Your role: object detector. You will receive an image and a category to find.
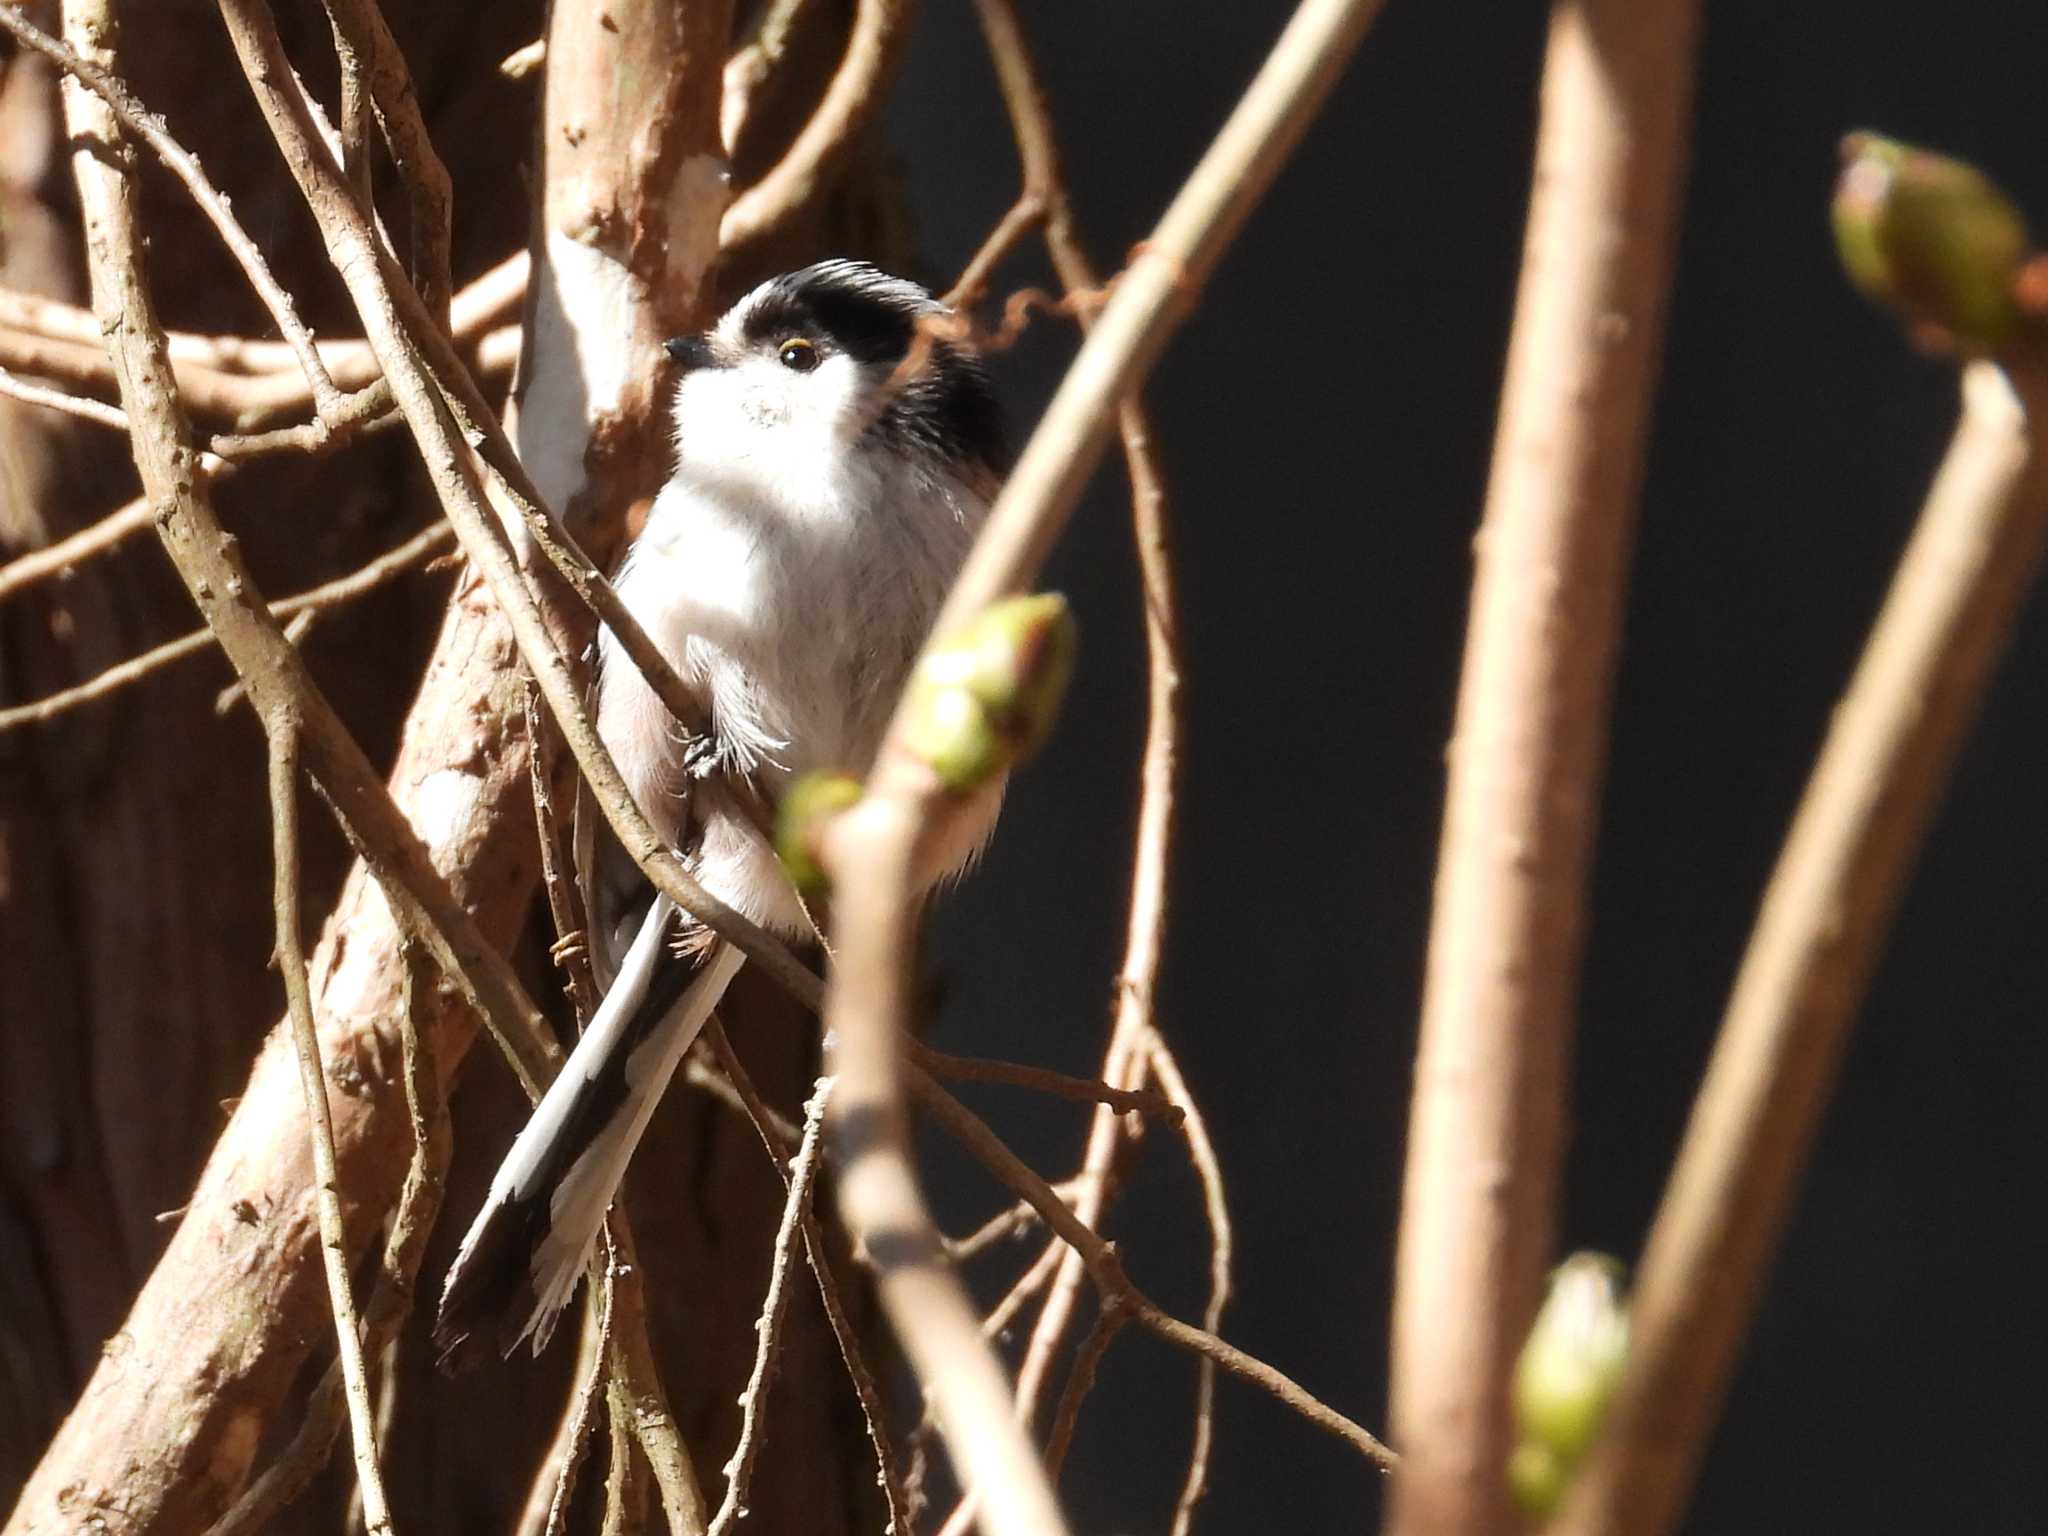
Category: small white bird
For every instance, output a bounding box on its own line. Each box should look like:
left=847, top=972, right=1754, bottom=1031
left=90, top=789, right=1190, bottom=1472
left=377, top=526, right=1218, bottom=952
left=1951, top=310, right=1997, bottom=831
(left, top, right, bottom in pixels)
left=434, top=261, right=1008, bottom=1369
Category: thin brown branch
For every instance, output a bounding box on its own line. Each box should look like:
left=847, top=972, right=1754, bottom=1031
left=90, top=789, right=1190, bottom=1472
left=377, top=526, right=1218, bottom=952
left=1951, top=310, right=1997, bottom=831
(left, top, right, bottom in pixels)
left=603, top=1213, right=712, bottom=1536
left=0, top=362, right=130, bottom=427
left=980, top=1237, right=1062, bottom=1342
left=1554, top=360, right=2048, bottom=1536
left=544, top=1238, right=619, bottom=1536
left=266, top=724, right=393, bottom=1535
left=707, top=1079, right=832, bottom=1536
left=1383, top=4, right=1700, bottom=1531
left=201, top=941, right=453, bottom=1536
left=1041, top=1302, right=1123, bottom=1483
left=0, top=2, right=345, bottom=418
left=946, top=1194, right=1058, bottom=1264
left=942, top=192, right=1044, bottom=309
left=911, top=1071, right=1396, bottom=1471
left=0, top=254, right=520, bottom=373
left=526, top=678, right=603, bottom=1021
left=965, top=3, right=1208, bottom=1483
left=0, top=319, right=512, bottom=610
left=320, top=0, right=455, bottom=322
left=683, top=1043, right=804, bottom=1149
left=326, top=3, right=372, bottom=203
left=718, top=0, right=914, bottom=256
left=700, top=1021, right=911, bottom=1535
left=1145, top=1033, right=1233, bottom=1536
left=928, top=0, right=1391, bottom=645
left=911, top=1041, right=1183, bottom=1123
left=0, top=519, right=455, bottom=731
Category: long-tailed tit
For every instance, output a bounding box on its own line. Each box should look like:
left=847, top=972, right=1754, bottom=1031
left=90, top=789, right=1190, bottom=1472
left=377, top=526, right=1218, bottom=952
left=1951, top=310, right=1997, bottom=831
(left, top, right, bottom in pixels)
left=433, top=261, right=1007, bottom=1368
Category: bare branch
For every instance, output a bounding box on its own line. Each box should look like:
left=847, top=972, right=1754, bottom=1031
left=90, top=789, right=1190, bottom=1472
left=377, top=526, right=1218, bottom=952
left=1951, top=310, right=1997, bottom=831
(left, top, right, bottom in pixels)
left=1554, top=360, right=2048, bottom=1536
left=928, top=0, right=1391, bottom=644
left=912, top=1041, right=1183, bottom=1122
left=0, top=519, right=454, bottom=731
left=543, top=1239, right=618, bottom=1536
left=707, top=1079, right=833, bottom=1536
left=203, top=941, right=454, bottom=1536
left=718, top=0, right=914, bottom=256
left=0, top=362, right=129, bottom=427
left=1145, top=1033, right=1233, bottom=1536
left=602, top=1213, right=712, bottom=1535
left=265, top=724, right=394, bottom=1536
left=913, top=1072, right=1396, bottom=1471
left=320, top=0, right=454, bottom=321
left=1383, top=4, right=1700, bottom=1530
left=0, top=3, right=345, bottom=417
left=700, top=1021, right=912, bottom=1535
left=1041, top=1302, right=1123, bottom=1482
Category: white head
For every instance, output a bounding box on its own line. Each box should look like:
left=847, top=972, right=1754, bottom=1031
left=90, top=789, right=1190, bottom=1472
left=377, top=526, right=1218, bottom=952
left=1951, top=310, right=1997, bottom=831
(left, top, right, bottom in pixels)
left=664, top=260, right=1007, bottom=506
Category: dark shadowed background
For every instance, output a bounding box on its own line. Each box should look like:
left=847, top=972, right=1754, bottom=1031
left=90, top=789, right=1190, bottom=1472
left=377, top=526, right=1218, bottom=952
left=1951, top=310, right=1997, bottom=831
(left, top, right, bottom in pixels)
left=890, top=2, right=2048, bottom=1531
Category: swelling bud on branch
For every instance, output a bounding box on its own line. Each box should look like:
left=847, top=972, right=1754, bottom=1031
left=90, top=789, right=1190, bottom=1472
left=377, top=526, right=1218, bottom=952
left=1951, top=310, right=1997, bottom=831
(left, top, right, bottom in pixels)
left=1508, top=1252, right=1630, bottom=1517
left=1833, top=132, right=2033, bottom=354
left=776, top=773, right=866, bottom=895
left=900, top=593, right=1078, bottom=790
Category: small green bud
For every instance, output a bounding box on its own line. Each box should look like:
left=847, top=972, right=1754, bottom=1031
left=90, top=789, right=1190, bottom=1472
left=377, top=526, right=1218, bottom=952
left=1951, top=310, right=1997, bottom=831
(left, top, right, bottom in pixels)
left=1832, top=132, right=2031, bottom=352
left=899, top=594, right=1077, bottom=790
left=775, top=772, right=864, bottom=895
left=1507, top=1439, right=1569, bottom=1520
left=1508, top=1252, right=1630, bottom=1516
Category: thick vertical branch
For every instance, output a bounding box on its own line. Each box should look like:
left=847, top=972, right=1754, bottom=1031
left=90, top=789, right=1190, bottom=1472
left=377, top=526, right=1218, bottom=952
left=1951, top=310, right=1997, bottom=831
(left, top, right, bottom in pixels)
left=1383, top=4, right=1699, bottom=1532
left=1553, top=360, right=2048, bottom=1536
left=514, top=0, right=732, bottom=523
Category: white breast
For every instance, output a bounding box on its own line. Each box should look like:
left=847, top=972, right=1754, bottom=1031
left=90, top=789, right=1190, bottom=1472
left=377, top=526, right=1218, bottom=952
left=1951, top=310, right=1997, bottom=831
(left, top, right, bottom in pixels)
left=593, top=446, right=985, bottom=935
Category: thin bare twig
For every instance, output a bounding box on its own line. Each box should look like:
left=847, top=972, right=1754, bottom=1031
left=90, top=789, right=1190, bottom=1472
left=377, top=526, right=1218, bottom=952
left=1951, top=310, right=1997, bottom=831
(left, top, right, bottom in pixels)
left=1041, top=1302, right=1124, bottom=1482
left=701, top=1021, right=911, bottom=1536
left=912, top=1072, right=1396, bottom=1471
left=201, top=940, right=453, bottom=1536
left=526, top=678, right=603, bottom=1021
left=1145, top=1032, right=1233, bottom=1536
left=980, top=1238, right=1062, bottom=1342
left=929, top=0, right=1391, bottom=644
left=0, top=315, right=514, bottom=609
left=0, top=362, right=130, bottom=428
left=266, top=725, right=394, bottom=1535
left=320, top=0, right=455, bottom=322
left=1554, top=361, right=2048, bottom=1536
left=816, top=4, right=1390, bottom=1529
left=718, top=0, right=915, bottom=255
left=545, top=1236, right=620, bottom=1536
left=912, top=1041, right=1182, bottom=1123
left=0, top=3, right=345, bottom=418
left=707, top=1079, right=833, bottom=1536
left=0, top=519, right=455, bottom=731
left=603, top=1213, right=712, bottom=1535
left=1384, top=4, right=1699, bottom=1531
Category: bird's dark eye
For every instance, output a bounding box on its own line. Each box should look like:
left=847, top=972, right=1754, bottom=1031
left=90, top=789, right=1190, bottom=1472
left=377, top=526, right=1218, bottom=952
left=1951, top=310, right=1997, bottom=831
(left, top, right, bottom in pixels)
left=778, top=338, right=820, bottom=372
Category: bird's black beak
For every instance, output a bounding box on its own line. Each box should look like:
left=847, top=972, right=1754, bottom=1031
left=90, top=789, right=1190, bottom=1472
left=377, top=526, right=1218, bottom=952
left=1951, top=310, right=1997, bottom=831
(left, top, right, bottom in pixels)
left=664, top=334, right=715, bottom=372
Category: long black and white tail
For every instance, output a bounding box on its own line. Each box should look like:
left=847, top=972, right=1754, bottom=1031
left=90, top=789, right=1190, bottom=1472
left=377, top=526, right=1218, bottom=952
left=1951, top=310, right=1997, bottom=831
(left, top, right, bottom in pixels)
left=433, top=895, right=743, bottom=1371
